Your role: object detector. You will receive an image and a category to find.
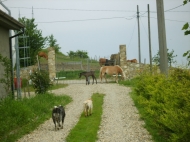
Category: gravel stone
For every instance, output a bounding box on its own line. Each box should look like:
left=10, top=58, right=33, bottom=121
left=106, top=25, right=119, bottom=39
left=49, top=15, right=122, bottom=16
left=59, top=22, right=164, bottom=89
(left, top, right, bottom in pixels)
left=17, top=83, right=152, bottom=142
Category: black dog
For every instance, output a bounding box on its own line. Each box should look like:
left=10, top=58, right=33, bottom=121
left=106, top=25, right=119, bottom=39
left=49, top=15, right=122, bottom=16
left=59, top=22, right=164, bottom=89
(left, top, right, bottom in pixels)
left=52, top=105, right=65, bottom=130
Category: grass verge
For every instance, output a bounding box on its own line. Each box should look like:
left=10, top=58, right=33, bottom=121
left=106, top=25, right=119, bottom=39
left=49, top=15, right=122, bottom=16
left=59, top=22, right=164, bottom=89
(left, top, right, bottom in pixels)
left=119, top=78, right=166, bottom=141
left=66, top=93, right=105, bottom=142
left=0, top=93, right=72, bottom=142
left=22, top=83, right=68, bottom=92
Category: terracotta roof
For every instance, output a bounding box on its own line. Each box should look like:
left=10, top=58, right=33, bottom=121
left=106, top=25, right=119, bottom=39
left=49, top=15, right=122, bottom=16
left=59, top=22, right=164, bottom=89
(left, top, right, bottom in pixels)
left=0, top=9, right=24, bottom=30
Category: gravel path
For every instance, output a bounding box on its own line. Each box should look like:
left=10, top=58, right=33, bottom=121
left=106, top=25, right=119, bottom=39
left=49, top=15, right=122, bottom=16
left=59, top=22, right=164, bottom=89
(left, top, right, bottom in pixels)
left=17, top=83, right=152, bottom=142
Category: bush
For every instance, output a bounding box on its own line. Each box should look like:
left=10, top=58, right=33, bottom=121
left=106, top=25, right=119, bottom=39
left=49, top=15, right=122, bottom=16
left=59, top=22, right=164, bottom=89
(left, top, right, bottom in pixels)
left=133, top=68, right=190, bottom=142
left=30, top=70, right=51, bottom=94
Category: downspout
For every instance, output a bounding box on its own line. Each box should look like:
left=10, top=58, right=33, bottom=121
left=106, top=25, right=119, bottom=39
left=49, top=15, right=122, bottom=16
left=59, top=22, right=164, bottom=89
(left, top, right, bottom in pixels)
left=9, top=28, right=25, bottom=98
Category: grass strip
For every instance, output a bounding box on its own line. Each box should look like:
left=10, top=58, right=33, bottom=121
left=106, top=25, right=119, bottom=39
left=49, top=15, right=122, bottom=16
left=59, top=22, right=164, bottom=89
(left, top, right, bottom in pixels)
left=66, top=93, right=105, bottom=142
left=0, top=93, right=72, bottom=142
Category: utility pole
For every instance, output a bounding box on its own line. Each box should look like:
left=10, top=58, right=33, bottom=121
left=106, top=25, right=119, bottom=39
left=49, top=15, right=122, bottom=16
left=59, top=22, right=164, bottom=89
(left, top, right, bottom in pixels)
left=137, top=5, right=141, bottom=64
left=156, top=0, right=168, bottom=75
left=148, top=4, right=152, bottom=73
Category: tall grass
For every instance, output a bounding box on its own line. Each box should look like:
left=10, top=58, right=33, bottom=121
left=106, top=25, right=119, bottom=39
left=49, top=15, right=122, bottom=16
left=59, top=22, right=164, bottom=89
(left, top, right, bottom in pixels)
left=66, top=93, right=105, bottom=142
left=0, top=93, right=72, bottom=142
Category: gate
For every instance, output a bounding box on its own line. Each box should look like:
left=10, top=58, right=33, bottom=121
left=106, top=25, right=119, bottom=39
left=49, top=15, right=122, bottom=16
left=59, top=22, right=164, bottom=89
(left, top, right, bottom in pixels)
left=54, top=58, right=100, bottom=84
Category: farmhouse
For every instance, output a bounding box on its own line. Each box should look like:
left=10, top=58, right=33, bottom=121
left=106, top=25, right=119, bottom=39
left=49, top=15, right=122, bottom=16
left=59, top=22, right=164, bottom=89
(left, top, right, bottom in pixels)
left=0, top=9, right=24, bottom=98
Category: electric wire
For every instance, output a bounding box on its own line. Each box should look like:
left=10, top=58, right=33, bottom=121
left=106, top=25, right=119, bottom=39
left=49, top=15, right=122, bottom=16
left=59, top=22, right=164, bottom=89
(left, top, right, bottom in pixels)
left=127, top=19, right=136, bottom=50
left=9, top=7, right=137, bottom=12
left=141, top=16, right=189, bottom=23
left=165, top=4, right=184, bottom=12
left=10, top=3, right=189, bottom=24
left=35, top=16, right=136, bottom=23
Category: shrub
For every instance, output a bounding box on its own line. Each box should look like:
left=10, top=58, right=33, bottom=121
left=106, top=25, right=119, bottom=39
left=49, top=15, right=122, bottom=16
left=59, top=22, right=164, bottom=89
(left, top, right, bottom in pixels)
left=30, top=70, right=51, bottom=94
left=133, top=68, right=190, bottom=142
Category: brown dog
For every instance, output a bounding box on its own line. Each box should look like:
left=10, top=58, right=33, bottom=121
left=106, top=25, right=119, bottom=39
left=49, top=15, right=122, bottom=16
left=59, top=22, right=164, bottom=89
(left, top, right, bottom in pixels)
left=83, top=98, right=93, bottom=117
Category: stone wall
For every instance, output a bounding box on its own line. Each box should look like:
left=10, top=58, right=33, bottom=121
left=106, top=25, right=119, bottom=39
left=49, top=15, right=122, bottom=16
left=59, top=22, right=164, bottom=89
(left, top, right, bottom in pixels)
left=119, top=45, right=147, bottom=79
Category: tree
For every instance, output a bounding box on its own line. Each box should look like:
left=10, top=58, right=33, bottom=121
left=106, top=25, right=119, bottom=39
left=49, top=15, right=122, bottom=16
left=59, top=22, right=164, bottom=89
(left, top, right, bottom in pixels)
left=67, top=51, right=76, bottom=58
left=67, top=50, right=89, bottom=58
left=47, top=34, right=61, bottom=53
left=75, top=50, right=88, bottom=58
left=182, top=0, right=190, bottom=65
left=152, top=49, right=177, bottom=66
left=18, top=18, right=47, bottom=67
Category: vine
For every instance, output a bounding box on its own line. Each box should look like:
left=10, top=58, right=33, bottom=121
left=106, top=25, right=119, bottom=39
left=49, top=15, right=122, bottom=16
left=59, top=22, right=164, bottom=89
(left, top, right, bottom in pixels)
left=0, top=54, right=12, bottom=97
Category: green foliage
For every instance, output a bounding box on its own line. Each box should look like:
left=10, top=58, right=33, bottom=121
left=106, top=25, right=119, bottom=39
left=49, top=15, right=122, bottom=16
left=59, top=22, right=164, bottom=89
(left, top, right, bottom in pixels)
left=47, top=34, right=61, bottom=53
left=119, top=77, right=140, bottom=87
left=182, top=23, right=190, bottom=35
left=183, top=0, right=190, bottom=5
left=0, top=93, right=72, bottom=142
left=30, top=70, right=51, bottom=94
left=66, top=93, right=104, bottom=142
left=18, top=17, right=47, bottom=67
left=152, top=49, right=177, bottom=66
left=183, top=50, right=190, bottom=65
left=132, top=68, right=190, bottom=142
left=0, top=54, right=12, bottom=97
left=67, top=50, right=89, bottom=58
left=21, top=78, right=28, bottom=88
left=182, top=1, right=190, bottom=65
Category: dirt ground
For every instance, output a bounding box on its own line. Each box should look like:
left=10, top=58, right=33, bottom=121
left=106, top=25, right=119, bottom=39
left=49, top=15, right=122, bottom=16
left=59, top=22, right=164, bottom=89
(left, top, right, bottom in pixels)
left=17, top=83, right=152, bottom=142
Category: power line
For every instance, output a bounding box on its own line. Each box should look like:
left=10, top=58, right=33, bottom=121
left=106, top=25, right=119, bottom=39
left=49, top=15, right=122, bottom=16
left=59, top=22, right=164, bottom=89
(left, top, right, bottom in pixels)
left=165, top=4, right=184, bottom=12
left=9, top=7, right=137, bottom=12
left=35, top=16, right=135, bottom=23
left=8, top=4, right=190, bottom=13
left=139, top=17, right=148, bottom=37
left=141, top=16, right=189, bottom=23
left=140, top=11, right=147, bottom=16
left=34, top=15, right=189, bottom=24
left=127, top=19, right=136, bottom=50
left=150, top=10, right=190, bottom=13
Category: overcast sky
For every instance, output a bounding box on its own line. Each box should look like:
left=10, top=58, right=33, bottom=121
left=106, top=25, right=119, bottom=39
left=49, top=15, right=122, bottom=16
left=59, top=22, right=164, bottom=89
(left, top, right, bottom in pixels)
left=1, top=0, right=190, bottom=66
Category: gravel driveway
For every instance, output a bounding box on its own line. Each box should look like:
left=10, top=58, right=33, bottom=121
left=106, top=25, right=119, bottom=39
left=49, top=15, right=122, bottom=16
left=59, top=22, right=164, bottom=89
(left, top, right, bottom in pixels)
left=17, top=83, right=152, bottom=142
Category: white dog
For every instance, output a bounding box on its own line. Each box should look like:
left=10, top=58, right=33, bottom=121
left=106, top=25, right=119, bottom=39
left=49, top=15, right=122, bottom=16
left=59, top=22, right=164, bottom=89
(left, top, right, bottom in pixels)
left=83, top=98, right=93, bottom=117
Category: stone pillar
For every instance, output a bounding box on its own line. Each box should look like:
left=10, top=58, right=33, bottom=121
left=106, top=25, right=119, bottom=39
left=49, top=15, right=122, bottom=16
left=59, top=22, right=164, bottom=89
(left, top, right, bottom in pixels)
left=119, top=45, right=127, bottom=67
left=47, top=47, right=56, bottom=81
left=119, top=45, right=128, bottom=78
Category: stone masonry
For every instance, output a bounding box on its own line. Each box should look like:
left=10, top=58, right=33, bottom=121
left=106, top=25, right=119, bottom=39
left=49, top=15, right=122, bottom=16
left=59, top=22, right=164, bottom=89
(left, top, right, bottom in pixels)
left=119, top=45, right=146, bottom=79
left=47, top=47, right=56, bottom=81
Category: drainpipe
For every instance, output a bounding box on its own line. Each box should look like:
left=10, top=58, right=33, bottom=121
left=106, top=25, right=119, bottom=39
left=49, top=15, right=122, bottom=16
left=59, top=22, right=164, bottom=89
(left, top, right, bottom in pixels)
left=9, top=28, right=25, bottom=98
